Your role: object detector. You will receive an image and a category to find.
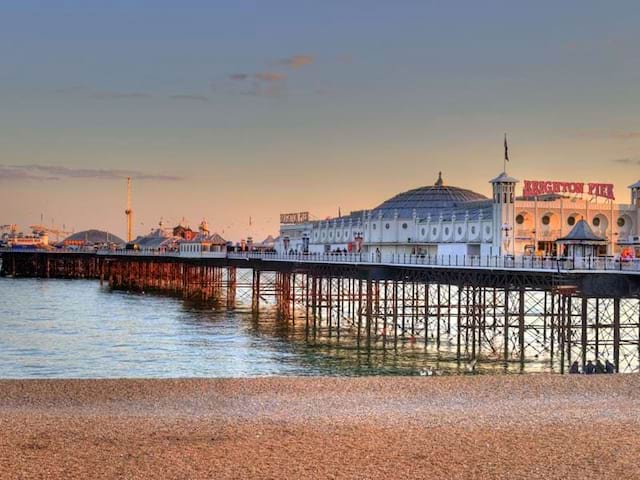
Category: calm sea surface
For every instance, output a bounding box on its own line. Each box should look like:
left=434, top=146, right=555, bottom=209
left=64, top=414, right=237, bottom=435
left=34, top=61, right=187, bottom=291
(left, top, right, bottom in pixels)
left=0, top=277, right=542, bottom=378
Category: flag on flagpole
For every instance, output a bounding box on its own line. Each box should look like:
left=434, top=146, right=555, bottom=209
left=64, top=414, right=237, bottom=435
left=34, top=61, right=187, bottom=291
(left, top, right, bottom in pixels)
left=504, top=133, right=509, bottom=162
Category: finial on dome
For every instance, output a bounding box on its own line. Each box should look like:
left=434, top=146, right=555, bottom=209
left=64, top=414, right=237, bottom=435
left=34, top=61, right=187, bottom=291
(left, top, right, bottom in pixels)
left=435, top=171, right=443, bottom=186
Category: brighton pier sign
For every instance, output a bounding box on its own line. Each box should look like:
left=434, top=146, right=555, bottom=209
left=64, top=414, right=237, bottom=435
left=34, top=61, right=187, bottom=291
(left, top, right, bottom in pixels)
left=523, top=180, right=615, bottom=200
left=280, top=211, right=310, bottom=224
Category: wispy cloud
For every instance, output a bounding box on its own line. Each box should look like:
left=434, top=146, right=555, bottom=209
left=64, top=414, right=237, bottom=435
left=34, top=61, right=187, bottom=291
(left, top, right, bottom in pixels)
left=613, top=158, right=640, bottom=165
left=169, top=94, right=209, bottom=102
left=577, top=130, right=640, bottom=140
left=277, top=54, right=314, bottom=69
left=0, top=166, right=58, bottom=182
left=54, top=86, right=89, bottom=94
left=54, top=86, right=152, bottom=100
left=219, top=71, right=287, bottom=97
left=0, top=164, right=183, bottom=182
left=90, top=91, right=152, bottom=99
left=610, top=131, right=640, bottom=140
left=254, top=72, right=286, bottom=82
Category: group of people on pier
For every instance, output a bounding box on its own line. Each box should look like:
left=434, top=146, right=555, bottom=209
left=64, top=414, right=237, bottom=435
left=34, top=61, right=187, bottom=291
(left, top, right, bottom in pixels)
left=569, top=359, right=615, bottom=374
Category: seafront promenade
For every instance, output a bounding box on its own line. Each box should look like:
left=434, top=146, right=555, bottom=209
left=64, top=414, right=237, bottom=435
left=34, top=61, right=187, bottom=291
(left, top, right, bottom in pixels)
left=1, top=375, right=639, bottom=480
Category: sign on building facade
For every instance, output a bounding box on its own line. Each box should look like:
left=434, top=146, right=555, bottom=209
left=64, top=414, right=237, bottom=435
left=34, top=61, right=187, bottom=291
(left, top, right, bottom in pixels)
left=280, top=212, right=310, bottom=224
left=523, top=180, right=615, bottom=200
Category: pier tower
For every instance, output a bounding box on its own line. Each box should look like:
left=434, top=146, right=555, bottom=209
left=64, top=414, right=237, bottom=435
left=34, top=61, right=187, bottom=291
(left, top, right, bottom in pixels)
left=490, top=171, right=518, bottom=256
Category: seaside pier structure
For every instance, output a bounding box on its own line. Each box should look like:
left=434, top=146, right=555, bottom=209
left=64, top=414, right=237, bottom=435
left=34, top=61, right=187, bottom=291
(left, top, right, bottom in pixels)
left=2, top=249, right=640, bottom=374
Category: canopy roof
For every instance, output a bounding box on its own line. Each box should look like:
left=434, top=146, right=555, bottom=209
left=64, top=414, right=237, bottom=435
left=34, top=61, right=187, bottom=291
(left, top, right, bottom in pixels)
left=557, top=219, right=606, bottom=244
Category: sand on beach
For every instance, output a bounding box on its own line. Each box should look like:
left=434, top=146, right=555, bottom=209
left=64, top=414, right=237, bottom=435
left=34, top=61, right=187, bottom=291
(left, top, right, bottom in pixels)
left=1, top=375, right=639, bottom=480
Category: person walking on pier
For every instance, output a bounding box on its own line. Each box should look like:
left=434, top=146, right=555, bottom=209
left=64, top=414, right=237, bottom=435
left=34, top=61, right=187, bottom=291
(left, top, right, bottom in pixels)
left=569, top=361, right=580, bottom=374
left=595, top=359, right=605, bottom=374
left=584, top=360, right=595, bottom=375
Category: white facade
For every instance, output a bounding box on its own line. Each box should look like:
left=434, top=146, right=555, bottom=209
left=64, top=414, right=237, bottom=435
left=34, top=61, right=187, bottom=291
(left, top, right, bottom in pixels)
left=277, top=171, right=640, bottom=259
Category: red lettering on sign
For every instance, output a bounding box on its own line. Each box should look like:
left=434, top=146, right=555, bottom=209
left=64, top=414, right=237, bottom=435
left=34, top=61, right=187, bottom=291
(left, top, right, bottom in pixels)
left=523, top=180, right=614, bottom=200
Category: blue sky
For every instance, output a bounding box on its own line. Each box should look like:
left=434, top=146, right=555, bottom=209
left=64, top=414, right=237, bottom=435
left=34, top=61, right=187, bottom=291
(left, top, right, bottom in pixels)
left=1, top=1, right=639, bottom=240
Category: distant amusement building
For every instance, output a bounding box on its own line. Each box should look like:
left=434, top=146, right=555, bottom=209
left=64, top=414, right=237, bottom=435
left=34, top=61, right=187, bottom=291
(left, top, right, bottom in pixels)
left=277, top=170, right=640, bottom=259
left=173, top=223, right=197, bottom=241
left=63, top=230, right=124, bottom=247
left=179, top=219, right=227, bottom=255
left=128, top=218, right=226, bottom=254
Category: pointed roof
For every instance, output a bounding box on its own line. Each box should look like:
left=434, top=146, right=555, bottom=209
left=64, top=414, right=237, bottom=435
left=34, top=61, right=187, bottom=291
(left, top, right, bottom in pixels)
left=557, top=219, right=606, bottom=244
left=182, top=232, right=226, bottom=245
left=260, top=234, right=276, bottom=245
left=490, top=171, right=519, bottom=184
left=629, top=180, right=640, bottom=189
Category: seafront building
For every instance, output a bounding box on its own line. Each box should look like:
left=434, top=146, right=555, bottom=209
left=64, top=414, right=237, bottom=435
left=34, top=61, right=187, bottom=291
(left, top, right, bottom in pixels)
left=127, top=219, right=227, bottom=254
left=277, top=170, right=640, bottom=259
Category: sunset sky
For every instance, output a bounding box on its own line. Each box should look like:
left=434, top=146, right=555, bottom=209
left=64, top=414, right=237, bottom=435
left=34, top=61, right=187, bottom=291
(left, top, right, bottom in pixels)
left=1, top=1, right=640, bottom=242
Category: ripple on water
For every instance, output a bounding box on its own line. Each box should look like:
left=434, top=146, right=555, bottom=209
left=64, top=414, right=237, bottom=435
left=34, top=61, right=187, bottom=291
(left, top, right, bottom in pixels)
left=0, top=277, right=551, bottom=378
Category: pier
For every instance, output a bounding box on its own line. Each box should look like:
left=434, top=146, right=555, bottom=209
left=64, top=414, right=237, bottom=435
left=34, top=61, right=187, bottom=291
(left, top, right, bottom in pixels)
left=2, top=249, right=640, bottom=373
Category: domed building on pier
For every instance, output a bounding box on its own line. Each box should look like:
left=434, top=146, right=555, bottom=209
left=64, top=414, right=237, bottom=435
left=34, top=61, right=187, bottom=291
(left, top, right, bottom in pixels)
left=277, top=170, right=640, bottom=259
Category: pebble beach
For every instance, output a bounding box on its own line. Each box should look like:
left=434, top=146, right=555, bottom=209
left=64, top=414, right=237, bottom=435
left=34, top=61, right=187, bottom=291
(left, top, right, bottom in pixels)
left=1, top=375, right=639, bottom=479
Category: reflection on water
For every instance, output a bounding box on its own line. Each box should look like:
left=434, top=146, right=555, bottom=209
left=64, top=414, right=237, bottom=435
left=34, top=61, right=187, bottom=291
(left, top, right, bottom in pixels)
left=0, top=278, right=549, bottom=378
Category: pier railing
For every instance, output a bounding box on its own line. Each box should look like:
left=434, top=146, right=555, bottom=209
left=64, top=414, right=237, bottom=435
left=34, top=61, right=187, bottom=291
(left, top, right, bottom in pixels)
left=228, top=252, right=640, bottom=273
left=2, top=248, right=639, bottom=273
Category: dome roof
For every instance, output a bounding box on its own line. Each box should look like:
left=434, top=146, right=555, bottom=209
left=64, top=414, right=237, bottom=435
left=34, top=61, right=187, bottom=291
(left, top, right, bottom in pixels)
left=372, top=172, right=488, bottom=217
left=64, top=229, right=125, bottom=245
